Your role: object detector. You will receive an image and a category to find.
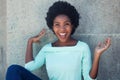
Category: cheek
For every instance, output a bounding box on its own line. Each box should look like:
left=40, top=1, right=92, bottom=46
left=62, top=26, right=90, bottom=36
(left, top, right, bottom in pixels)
left=67, top=27, right=73, bottom=33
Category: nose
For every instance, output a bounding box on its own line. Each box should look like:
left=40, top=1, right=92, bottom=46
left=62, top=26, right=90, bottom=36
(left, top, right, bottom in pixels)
left=60, top=25, right=66, bottom=30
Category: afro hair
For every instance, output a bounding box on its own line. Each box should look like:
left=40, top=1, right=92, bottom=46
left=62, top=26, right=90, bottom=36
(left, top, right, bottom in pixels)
left=46, top=1, right=80, bottom=34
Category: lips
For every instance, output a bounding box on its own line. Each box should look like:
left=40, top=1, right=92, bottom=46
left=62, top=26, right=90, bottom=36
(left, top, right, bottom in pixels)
left=59, top=33, right=66, bottom=39
left=60, top=33, right=66, bottom=36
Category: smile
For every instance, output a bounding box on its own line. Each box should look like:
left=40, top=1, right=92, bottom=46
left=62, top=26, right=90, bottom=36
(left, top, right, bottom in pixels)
left=59, top=33, right=67, bottom=39
left=59, top=33, right=66, bottom=36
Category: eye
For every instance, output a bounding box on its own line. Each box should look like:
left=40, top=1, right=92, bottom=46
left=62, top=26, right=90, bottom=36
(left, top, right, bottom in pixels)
left=53, top=23, right=60, bottom=27
left=65, top=22, right=71, bottom=26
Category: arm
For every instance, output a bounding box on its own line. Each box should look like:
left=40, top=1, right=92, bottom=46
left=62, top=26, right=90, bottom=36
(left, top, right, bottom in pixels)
left=90, top=38, right=111, bottom=79
left=82, top=43, right=92, bottom=80
left=25, top=29, right=46, bottom=63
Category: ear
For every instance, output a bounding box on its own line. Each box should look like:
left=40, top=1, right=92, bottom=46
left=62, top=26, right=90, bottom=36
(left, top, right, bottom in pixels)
left=51, top=27, right=55, bottom=34
left=71, top=25, right=75, bottom=35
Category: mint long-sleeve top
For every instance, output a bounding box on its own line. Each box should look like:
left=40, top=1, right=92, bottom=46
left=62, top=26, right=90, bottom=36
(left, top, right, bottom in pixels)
left=25, top=41, right=93, bottom=80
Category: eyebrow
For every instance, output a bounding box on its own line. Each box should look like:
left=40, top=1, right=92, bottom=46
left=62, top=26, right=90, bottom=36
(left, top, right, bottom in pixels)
left=54, top=20, right=71, bottom=23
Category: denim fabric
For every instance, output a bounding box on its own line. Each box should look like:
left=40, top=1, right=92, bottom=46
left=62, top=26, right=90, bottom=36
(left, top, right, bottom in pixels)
left=6, top=65, right=42, bottom=80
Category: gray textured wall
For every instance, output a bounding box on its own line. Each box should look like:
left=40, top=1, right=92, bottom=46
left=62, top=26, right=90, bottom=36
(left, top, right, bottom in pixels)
left=73, top=0, right=120, bottom=79
left=0, top=0, right=6, bottom=79
left=0, top=0, right=120, bottom=80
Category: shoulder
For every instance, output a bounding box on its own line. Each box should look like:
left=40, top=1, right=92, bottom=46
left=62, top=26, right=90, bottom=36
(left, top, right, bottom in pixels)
left=76, top=41, right=90, bottom=51
left=40, top=43, right=52, bottom=50
left=77, top=41, right=91, bottom=56
left=43, top=43, right=51, bottom=47
left=77, top=41, right=89, bottom=48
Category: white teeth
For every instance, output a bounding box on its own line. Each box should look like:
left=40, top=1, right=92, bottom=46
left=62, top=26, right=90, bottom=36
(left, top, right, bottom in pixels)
left=60, top=33, right=66, bottom=36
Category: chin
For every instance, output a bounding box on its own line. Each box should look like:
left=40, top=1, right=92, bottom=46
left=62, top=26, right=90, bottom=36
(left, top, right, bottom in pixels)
left=59, top=39, right=68, bottom=43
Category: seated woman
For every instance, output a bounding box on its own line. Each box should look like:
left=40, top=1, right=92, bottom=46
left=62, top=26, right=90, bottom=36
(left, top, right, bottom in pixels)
left=6, top=1, right=111, bottom=80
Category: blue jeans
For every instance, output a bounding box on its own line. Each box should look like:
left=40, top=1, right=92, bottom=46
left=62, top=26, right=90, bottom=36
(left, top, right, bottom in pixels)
left=6, top=65, right=42, bottom=80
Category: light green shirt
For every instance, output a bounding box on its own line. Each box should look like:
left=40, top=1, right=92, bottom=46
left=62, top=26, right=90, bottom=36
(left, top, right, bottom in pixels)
left=25, top=41, right=92, bottom=80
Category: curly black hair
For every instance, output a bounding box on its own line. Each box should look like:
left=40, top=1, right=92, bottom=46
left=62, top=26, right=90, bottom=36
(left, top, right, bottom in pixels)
left=46, top=1, right=80, bottom=35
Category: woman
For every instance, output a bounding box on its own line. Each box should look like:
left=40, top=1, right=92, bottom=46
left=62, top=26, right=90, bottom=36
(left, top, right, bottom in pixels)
left=6, top=1, right=111, bottom=80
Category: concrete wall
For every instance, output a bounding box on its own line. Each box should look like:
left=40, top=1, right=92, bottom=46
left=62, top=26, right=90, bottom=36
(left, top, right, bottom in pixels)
left=0, top=0, right=120, bottom=80
left=73, top=0, right=120, bottom=79
left=6, top=0, right=56, bottom=79
left=0, top=0, right=6, bottom=79
left=74, top=0, right=120, bottom=80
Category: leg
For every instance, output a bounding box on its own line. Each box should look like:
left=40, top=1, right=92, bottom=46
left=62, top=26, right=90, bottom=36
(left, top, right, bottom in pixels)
left=6, top=64, right=42, bottom=80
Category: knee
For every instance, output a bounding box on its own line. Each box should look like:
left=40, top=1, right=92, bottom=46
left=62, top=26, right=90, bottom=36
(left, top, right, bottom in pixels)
left=7, top=64, right=22, bottom=72
left=6, top=65, right=24, bottom=79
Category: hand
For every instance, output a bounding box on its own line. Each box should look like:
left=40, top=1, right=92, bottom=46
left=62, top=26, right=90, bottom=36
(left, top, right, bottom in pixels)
left=94, top=38, right=111, bottom=57
left=29, top=28, right=46, bottom=43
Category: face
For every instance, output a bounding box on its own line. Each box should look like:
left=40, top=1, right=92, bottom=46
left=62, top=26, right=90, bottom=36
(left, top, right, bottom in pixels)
left=53, top=15, right=73, bottom=43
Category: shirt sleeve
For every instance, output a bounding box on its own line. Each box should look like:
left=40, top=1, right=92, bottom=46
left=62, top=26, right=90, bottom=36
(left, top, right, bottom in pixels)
left=24, top=47, right=46, bottom=71
left=81, top=43, right=93, bottom=80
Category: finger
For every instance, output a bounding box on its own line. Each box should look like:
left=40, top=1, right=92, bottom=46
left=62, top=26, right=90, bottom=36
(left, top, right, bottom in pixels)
left=36, top=29, right=46, bottom=40
left=101, top=42, right=106, bottom=48
left=41, top=28, right=47, bottom=33
left=106, top=38, right=111, bottom=46
left=39, top=29, right=46, bottom=35
left=108, top=38, right=111, bottom=45
left=97, top=42, right=102, bottom=48
left=103, top=38, right=111, bottom=49
left=38, top=29, right=46, bottom=38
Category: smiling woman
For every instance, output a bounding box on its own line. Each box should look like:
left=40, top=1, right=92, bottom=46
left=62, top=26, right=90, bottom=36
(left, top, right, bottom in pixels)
left=5, top=1, right=111, bottom=80
left=52, top=15, right=75, bottom=46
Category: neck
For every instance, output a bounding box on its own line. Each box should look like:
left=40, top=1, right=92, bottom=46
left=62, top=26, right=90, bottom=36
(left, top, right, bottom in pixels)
left=53, top=38, right=77, bottom=47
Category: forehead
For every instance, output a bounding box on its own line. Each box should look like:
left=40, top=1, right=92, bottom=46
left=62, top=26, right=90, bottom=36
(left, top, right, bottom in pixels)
left=54, top=14, right=71, bottom=22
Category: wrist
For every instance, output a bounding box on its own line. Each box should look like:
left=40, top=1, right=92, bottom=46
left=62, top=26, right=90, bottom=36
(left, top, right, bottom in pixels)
left=94, top=52, right=101, bottom=59
left=28, top=38, right=34, bottom=44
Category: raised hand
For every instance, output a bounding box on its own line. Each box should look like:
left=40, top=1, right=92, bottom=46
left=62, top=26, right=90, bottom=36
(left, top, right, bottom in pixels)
left=25, top=28, right=47, bottom=63
left=30, top=28, right=46, bottom=43
left=90, top=38, right=111, bottom=79
left=94, top=38, right=111, bottom=56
